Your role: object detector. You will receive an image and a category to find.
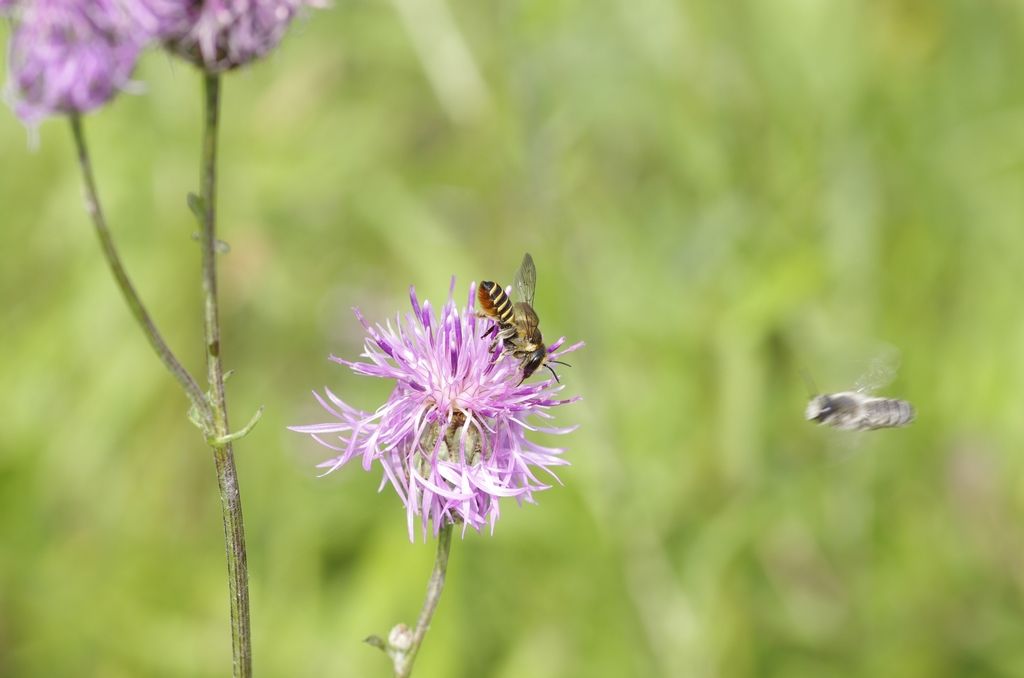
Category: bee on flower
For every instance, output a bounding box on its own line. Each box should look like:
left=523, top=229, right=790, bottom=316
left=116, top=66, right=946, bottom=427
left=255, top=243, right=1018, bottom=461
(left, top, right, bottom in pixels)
left=291, top=279, right=583, bottom=541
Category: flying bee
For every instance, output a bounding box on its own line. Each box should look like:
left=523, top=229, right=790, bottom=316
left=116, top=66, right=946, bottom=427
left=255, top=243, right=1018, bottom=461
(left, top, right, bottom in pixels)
left=804, top=353, right=916, bottom=431
left=805, top=392, right=915, bottom=431
left=477, top=253, right=570, bottom=383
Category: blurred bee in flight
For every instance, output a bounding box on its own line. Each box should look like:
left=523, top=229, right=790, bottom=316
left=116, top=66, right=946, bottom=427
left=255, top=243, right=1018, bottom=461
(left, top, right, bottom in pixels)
left=478, top=253, right=570, bottom=384
left=804, top=352, right=915, bottom=431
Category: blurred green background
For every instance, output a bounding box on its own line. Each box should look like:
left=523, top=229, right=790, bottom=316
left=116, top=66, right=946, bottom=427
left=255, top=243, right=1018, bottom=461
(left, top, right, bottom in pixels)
left=3, top=0, right=1024, bottom=676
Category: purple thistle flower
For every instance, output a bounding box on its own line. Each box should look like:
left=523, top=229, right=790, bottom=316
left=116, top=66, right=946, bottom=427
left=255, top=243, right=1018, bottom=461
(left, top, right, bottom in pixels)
left=154, top=0, right=323, bottom=73
left=4, top=0, right=146, bottom=124
left=291, top=280, right=583, bottom=541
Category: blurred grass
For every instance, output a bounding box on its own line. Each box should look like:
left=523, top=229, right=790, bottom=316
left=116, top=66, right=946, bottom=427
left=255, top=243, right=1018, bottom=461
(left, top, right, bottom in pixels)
left=3, top=0, right=1024, bottom=676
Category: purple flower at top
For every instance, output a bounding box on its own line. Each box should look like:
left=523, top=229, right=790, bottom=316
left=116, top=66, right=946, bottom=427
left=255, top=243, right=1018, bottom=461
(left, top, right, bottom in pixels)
left=3, top=0, right=322, bottom=124
left=4, top=0, right=145, bottom=124
left=290, top=280, right=583, bottom=541
left=158, top=0, right=323, bottom=73
left=119, top=0, right=192, bottom=43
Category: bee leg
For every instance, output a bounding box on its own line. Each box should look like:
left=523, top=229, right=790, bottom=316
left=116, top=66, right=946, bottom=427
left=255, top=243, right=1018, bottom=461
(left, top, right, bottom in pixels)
left=497, top=329, right=517, bottom=348
left=479, top=322, right=497, bottom=340
left=515, top=359, right=530, bottom=385
left=489, top=329, right=512, bottom=355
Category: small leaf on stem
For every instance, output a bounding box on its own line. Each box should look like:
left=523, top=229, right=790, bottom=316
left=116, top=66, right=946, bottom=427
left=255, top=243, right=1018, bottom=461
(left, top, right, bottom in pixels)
left=187, top=192, right=205, bottom=220
left=209, top=406, right=265, bottom=446
left=190, top=230, right=231, bottom=254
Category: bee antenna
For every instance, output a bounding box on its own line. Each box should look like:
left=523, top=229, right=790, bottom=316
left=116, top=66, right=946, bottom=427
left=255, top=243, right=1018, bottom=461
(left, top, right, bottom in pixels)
left=549, top=359, right=572, bottom=367
left=544, top=364, right=561, bottom=382
left=800, top=368, right=818, bottom=397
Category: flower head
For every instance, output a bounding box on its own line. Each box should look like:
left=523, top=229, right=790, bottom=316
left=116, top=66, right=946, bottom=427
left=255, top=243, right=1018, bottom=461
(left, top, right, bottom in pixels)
left=291, top=279, right=583, bottom=541
left=4, top=0, right=145, bottom=124
left=157, top=0, right=322, bottom=73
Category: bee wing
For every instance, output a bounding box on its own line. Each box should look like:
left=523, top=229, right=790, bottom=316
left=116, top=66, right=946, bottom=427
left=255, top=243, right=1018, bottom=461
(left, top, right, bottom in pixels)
left=513, top=301, right=540, bottom=331
left=512, top=252, right=537, bottom=306
left=854, top=347, right=901, bottom=393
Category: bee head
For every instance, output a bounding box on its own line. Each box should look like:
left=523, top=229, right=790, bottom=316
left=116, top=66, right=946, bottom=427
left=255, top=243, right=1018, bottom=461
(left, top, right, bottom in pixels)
left=520, top=347, right=548, bottom=382
left=518, top=347, right=572, bottom=385
left=805, top=395, right=835, bottom=423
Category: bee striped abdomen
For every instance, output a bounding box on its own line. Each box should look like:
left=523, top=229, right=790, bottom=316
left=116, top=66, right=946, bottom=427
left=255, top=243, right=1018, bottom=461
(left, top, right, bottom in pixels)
left=864, top=398, right=915, bottom=429
left=478, top=281, right=515, bottom=326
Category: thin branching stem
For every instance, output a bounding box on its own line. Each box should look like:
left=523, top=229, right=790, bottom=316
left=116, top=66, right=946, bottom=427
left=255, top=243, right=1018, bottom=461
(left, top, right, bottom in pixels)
left=200, top=73, right=252, bottom=678
left=395, top=523, right=454, bottom=678
left=68, top=115, right=212, bottom=428
left=69, top=78, right=252, bottom=678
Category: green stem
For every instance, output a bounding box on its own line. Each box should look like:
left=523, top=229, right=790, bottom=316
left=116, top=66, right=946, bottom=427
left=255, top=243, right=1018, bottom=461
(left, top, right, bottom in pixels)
left=200, top=73, right=252, bottom=678
left=68, top=115, right=211, bottom=428
left=395, top=524, right=454, bottom=678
